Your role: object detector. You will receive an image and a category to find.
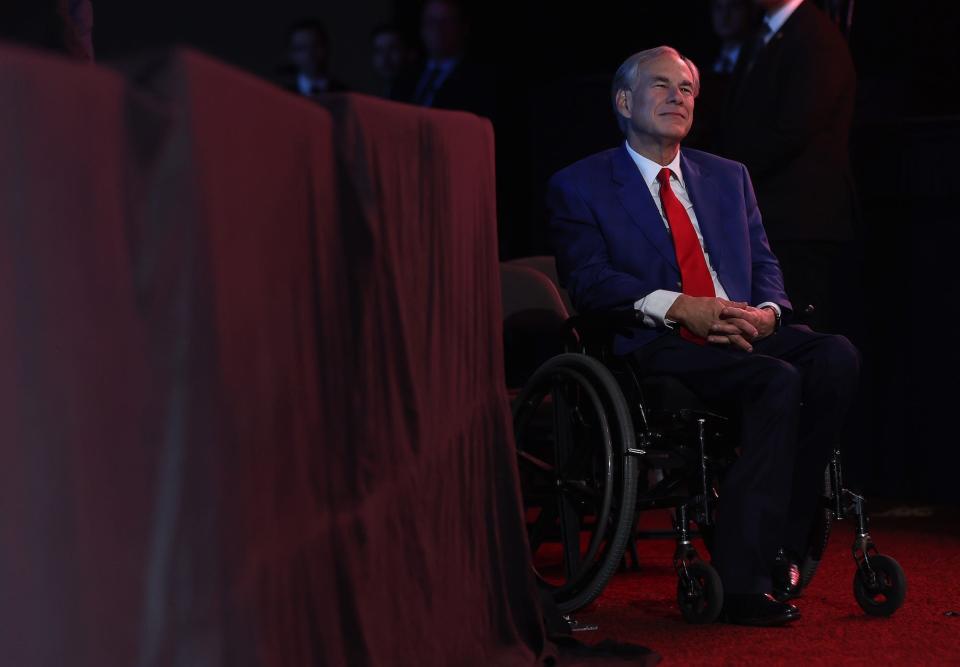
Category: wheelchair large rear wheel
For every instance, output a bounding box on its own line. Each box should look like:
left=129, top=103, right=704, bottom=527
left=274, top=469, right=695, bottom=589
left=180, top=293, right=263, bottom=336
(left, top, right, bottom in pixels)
left=513, top=353, right=639, bottom=613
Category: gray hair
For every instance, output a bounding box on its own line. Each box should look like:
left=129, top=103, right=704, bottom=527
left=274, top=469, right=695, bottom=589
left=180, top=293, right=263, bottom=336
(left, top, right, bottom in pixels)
left=611, top=46, right=701, bottom=135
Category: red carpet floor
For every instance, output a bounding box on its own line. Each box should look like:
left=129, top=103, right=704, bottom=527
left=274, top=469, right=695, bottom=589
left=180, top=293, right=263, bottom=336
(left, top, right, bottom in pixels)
left=566, top=505, right=960, bottom=666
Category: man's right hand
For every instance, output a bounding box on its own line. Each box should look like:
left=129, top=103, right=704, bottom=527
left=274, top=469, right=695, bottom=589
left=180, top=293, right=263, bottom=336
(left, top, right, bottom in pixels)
left=666, top=295, right=758, bottom=352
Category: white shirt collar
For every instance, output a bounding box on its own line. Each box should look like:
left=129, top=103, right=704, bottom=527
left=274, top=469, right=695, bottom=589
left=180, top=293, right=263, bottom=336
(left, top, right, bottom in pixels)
left=624, top=141, right=685, bottom=190
left=764, top=0, right=804, bottom=41
left=297, top=72, right=329, bottom=95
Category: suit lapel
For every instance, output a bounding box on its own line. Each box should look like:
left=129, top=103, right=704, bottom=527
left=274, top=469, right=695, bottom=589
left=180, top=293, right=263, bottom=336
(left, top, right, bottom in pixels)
left=611, top=146, right=678, bottom=270
left=680, top=152, right=725, bottom=277
left=728, top=12, right=788, bottom=109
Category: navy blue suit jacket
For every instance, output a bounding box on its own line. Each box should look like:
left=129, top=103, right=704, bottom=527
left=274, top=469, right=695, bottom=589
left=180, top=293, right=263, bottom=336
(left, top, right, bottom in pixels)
left=547, top=145, right=790, bottom=355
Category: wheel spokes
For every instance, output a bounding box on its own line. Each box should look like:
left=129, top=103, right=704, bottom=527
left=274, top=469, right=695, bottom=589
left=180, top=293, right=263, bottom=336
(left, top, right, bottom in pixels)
left=517, top=449, right=556, bottom=475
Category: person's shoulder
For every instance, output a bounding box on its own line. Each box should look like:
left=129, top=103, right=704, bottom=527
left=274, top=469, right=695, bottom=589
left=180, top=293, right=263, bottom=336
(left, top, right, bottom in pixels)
left=790, top=0, right=835, bottom=30
left=549, top=147, right=621, bottom=187
left=784, top=1, right=850, bottom=50
left=778, top=3, right=854, bottom=78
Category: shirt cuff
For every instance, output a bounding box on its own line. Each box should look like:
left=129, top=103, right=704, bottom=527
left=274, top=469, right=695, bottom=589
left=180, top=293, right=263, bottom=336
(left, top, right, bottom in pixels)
left=635, top=290, right=682, bottom=328
left=756, top=301, right=781, bottom=317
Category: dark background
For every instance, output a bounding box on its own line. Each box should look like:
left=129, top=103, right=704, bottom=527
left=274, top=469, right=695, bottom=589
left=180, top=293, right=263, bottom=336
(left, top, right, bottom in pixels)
left=89, top=0, right=960, bottom=505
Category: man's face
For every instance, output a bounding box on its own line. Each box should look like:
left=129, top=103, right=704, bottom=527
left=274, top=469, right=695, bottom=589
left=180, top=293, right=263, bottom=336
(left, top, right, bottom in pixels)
left=712, top=0, right=750, bottom=40
left=372, top=32, right=406, bottom=80
left=288, top=28, right=327, bottom=76
left=619, top=54, right=696, bottom=145
left=421, top=1, right=465, bottom=59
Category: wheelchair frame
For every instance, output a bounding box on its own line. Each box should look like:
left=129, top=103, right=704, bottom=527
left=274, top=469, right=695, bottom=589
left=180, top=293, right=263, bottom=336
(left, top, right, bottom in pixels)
left=511, top=309, right=906, bottom=622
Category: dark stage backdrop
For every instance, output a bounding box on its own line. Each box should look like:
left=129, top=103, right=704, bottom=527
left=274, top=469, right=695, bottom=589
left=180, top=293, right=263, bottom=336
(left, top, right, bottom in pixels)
left=1, top=43, right=661, bottom=666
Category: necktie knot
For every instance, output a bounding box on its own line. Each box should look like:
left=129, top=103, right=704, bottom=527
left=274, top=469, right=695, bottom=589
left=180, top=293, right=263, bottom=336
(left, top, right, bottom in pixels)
left=657, top=168, right=673, bottom=188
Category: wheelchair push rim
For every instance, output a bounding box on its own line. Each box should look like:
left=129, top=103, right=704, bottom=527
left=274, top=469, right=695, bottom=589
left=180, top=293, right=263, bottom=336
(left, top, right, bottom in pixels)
left=513, top=353, right=639, bottom=613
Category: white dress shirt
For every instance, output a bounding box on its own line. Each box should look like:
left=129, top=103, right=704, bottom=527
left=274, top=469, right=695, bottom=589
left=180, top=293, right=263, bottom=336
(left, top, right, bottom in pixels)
left=624, top=142, right=780, bottom=327
left=297, top=73, right=331, bottom=96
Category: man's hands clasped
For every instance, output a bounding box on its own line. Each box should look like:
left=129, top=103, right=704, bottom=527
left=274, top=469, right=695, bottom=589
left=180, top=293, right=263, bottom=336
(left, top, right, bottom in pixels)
left=665, top=295, right=777, bottom=352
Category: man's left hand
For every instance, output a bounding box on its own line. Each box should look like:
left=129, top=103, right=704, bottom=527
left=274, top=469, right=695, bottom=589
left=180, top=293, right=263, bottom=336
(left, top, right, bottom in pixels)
left=709, top=306, right=777, bottom=347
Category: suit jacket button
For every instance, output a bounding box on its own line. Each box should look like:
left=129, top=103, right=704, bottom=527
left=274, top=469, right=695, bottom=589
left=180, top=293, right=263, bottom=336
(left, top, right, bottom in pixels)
left=676, top=281, right=682, bottom=288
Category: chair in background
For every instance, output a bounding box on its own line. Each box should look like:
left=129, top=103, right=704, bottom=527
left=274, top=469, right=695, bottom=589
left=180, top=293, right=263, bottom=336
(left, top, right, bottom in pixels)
left=504, top=256, right=576, bottom=318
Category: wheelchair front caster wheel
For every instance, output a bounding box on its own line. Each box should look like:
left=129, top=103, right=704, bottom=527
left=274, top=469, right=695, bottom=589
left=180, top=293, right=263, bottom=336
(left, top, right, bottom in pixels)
left=853, top=554, right=906, bottom=616
left=677, top=561, right=723, bottom=624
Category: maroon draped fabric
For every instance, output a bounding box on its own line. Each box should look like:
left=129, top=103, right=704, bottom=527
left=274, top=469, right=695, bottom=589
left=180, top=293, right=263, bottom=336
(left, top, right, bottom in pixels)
left=0, top=44, right=656, bottom=666
left=0, top=45, right=153, bottom=665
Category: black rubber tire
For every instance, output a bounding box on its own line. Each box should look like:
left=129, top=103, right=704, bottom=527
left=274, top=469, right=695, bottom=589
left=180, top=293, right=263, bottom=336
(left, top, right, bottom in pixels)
left=677, top=560, right=724, bottom=624
left=513, top=353, right=638, bottom=613
left=853, top=554, right=907, bottom=617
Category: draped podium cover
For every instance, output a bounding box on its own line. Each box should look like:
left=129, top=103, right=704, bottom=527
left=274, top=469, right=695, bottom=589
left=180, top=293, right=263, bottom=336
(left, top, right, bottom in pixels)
left=0, top=45, right=656, bottom=666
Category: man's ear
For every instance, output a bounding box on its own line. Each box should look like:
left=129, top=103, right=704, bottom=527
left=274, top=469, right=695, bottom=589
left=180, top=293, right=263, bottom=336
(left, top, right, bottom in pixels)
left=616, top=89, right=632, bottom=120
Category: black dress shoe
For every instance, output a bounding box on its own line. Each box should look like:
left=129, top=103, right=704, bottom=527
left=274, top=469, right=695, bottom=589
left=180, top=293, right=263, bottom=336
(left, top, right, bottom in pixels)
left=773, top=550, right=802, bottom=601
left=720, top=593, right=800, bottom=627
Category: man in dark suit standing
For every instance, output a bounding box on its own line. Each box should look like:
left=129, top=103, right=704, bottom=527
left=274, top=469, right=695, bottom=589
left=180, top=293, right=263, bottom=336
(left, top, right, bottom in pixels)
left=0, top=0, right=93, bottom=61
left=716, top=0, right=857, bottom=333
left=390, top=0, right=495, bottom=120
left=278, top=19, right=349, bottom=99
left=547, top=46, right=860, bottom=626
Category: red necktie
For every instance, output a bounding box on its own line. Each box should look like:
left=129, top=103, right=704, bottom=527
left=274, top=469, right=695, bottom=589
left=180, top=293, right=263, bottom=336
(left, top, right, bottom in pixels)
left=657, top=168, right=715, bottom=343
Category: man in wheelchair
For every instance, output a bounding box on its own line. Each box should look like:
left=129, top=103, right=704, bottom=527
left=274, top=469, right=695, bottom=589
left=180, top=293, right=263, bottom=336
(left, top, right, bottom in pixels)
left=545, top=46, right=860, bottom=626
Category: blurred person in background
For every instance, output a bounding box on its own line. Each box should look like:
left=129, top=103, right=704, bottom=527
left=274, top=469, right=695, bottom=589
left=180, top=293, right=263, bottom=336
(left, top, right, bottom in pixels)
left=279, top=18, right=348, bottom=99
left=0, top=0, right=93, bottom=61
left=710, top=0, right=759, bottom=74
left=716, top=0, right=856, bottom=334
left=686, top=0, right=759, bottom=149
left=391, top=0, right=494, bottom=119
left=370, top=23, right=414, bottom=98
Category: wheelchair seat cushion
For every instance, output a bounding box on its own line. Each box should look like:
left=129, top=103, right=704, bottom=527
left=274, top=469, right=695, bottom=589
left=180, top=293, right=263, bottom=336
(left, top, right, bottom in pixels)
left=639, top=375, right=710, bottom=413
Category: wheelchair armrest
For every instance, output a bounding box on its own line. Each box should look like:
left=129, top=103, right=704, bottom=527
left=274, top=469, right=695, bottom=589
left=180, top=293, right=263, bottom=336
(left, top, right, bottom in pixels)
left=563, top=308, right=651, bottom=350
left=788, top=304, right=816, bottom=327
left=565, top=308, right=645, bottom=334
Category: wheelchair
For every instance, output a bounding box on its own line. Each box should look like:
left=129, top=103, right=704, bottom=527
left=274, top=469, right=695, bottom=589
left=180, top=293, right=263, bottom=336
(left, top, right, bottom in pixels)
left=502, top=258, right=907, bottom=624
